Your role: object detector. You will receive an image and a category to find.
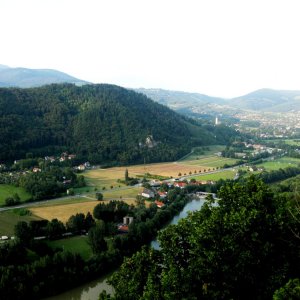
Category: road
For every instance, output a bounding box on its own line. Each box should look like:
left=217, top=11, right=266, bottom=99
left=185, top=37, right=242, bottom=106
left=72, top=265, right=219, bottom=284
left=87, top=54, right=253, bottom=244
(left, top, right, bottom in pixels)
left=0, top=162, right=243, bottom=213
left=0, top=183, right=141, bottom=212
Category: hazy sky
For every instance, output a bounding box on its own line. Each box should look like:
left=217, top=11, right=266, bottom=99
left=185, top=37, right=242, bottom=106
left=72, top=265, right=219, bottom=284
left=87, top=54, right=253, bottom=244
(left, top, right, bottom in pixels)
left=1, top=0, right=300, bottom=98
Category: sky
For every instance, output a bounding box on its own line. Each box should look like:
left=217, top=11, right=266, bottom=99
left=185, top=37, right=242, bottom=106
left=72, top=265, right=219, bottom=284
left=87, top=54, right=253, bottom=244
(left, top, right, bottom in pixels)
left=1, top=0, right=300, bottom=98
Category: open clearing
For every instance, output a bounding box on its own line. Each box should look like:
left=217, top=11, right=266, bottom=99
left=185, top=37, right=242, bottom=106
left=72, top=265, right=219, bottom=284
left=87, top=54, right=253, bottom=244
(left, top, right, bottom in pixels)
left=30, top=198, right=139, bottom=223
left=265, top=139, right=300, bottom=146
left=179, top=156, right=239, bottom=168
left=0, top=210, right=42, bottom=236
left=257, top=157, right=300, bottom=171
left=84, top=158, right=236, bottom=180
left=46, top=236, right=92, bottom=260
left=193, top=169, right=236, bottom=181
left=179, top=145, right=226, bottom=161
left=0, top=184, right=31, bottom=206
left=81, top=145, right=235, bottom=184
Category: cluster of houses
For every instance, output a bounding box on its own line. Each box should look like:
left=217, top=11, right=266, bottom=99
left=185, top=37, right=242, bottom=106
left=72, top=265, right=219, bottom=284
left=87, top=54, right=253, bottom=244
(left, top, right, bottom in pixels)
left=9, top=152, right=91, bottom=175
left=45, top=153, right=91, bottom=171
left=242, top=142, right=283, bottom=156
left=140, top=178, right=216, bottom=208
left=45, top=152, right=77, bottom=163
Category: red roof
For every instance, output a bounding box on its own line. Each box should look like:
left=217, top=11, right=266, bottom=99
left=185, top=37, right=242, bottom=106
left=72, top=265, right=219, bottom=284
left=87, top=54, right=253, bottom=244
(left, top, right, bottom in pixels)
left=118, top=225, right=129, bottom=232
left=155, top=200, right=165, bottom=208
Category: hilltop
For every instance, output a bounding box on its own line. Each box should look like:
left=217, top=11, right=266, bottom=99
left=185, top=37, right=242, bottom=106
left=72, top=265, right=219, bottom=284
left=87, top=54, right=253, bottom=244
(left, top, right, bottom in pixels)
left=0, top=65, right=87, bottom=88
left=0, top=84, right=237, bottom=164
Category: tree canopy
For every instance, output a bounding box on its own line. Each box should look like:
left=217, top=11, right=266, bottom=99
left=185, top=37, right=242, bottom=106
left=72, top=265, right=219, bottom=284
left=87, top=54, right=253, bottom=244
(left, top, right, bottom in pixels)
left=104, top=176, right=300, bottom=299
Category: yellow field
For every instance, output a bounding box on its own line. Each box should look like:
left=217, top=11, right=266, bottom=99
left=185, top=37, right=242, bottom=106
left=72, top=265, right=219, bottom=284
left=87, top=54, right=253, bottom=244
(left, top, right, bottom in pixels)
left=86, top=163, right=210, bottom=180
left=30, top=150, right=232, bottom=224
left=30, top=198, right=138, bottom=223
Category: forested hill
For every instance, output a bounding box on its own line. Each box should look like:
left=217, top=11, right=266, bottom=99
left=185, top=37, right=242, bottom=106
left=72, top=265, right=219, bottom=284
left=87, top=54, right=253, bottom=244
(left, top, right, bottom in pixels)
left=0, top=84, right=237, bottom=164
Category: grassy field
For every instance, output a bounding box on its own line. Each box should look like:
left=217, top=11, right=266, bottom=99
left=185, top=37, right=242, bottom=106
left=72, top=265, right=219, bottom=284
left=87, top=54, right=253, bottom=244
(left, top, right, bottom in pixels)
left=30, top=197, right=139, bottom=223
left=0, top=209, right=42, bottom=236
left=193, top=169, right=236, bottom=181
left=179, top=145, right=226, bottom=161
left=32, top=196, right=95, bottom=207
left=179, top=156, right=239, bottom=168
left=0, top=184, right=31, bottom=205
left=46, top=236, right=92, bottom=260
left=257, top=157, right=300, bottom=171
left=30, top=200, right=103, bottom=223
left=83, top=155, right=236, bottom=181
left=102, top=186, right=141, bottom=199
left=265, top=139, right=300, bottom=146
left=82, top=168, right=127, bottom=191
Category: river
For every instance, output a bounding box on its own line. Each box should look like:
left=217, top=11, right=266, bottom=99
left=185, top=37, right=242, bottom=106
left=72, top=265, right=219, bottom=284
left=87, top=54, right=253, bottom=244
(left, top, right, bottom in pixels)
left=46, top=198, right=205, bottom=300
left=151, top=198, right=205, bottom=249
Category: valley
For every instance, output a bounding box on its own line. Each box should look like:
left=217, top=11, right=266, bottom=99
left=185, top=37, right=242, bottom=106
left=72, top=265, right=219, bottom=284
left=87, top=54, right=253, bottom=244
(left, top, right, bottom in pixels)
left=0, top=83, right=299, bottom=299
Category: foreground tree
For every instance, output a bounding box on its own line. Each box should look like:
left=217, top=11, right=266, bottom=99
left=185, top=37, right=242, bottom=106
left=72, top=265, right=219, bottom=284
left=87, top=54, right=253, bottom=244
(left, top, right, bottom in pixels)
left=103, top=176, right=300, bottom=299
left=88, top=221, right=107, bottom=254
left=14, top=221, right=33, bottom=246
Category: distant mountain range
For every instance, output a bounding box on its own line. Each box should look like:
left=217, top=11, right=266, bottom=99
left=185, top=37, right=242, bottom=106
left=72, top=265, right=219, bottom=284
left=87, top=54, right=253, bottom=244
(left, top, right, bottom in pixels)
left=0, top=65, right=87, bottom=87
left=136, top=88, right=300, bottom=114
left=1, top=64, right=300, bottom=113
left=230, top=89, right=300, bottom=112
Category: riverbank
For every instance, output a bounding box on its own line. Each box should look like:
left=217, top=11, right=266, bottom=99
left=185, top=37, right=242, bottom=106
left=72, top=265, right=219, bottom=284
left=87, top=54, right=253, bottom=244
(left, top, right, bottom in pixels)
left=51, top=197, right=206, bottom=299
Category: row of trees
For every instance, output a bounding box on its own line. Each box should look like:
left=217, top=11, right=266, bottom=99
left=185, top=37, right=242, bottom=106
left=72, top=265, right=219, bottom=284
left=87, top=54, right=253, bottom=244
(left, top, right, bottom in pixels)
left=14, top=212, right=96, bottom=244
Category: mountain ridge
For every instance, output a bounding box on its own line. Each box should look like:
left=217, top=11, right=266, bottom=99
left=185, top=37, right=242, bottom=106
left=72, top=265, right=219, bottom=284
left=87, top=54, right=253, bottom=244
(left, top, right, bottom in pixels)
left=0, top=65, right=88, bottom=87
left=1, top=64, right=300, bottom=113
left=136, top=87, right=300, bottom=113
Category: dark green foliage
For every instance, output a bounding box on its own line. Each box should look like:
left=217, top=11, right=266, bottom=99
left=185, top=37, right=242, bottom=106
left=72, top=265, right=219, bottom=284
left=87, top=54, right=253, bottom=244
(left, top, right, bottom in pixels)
left=16, top=166, right=83, bottom=201
left=0, top=84, right=232, bottom=164
left=93, top=200, right=131, bottom=223
left=273, top=278, right=300, bottom=300
left=258, top=166, right=300, bottom=184
left=14, top=221, right=33, bottom=246
left=5, top=192, right=21, bottom=206
left=45, top=219, right=65, bottom=240
left=87, top=222, right=107, bottom=254
left=96, top=192, right=103, bottom=201
left=106, top=177, right=300, bottom=299
left=0, top=250, right=85, bottom=299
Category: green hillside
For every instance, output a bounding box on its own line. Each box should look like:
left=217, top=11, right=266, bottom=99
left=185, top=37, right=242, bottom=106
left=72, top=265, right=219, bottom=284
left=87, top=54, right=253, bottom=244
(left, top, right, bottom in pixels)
left=0, top=84, right=237, bottom=164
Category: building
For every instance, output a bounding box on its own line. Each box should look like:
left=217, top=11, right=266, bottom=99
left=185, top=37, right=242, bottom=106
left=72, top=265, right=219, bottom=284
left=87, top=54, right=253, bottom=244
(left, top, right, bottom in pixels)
left=157, top=191, right=167, bottom=199
left=174, top=182, right=187, bottom=189
left=141, top=188, right=155, bottom=198
left=123, top=216, right=134, bottom=225
left=155, top=200, right=165, bottom=208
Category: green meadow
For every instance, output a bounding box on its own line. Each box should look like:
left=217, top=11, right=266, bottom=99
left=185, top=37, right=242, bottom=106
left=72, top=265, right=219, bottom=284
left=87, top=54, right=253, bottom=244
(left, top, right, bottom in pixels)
left=46, top=235, right=93, bottom=260
left=0, top=184, right=31, bottom=206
